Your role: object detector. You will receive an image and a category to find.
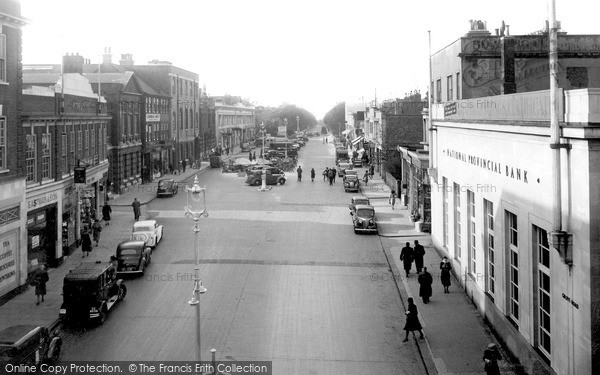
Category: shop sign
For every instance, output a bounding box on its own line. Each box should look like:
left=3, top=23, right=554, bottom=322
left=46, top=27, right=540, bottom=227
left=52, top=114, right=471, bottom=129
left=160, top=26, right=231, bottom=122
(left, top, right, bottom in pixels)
left=146, top=114, right=160, bottom=122
left=31, top=235, right=40, bottom=249
left=0, top=231, right=18, bottom=289
left=27, top=192, right=58, bottom=210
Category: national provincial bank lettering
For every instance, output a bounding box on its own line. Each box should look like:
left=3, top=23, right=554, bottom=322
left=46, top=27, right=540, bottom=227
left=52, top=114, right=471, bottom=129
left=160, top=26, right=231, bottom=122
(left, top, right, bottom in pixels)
left=445, top=149, right=528, bottom=183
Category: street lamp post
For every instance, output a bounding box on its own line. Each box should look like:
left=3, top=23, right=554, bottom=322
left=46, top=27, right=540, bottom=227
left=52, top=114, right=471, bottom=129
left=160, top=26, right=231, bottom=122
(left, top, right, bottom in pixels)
left=258, top=122, right=271, bottom=191
left=185, top=176, right=208, bottom=365
left=296, top=115, right=299, bottom=133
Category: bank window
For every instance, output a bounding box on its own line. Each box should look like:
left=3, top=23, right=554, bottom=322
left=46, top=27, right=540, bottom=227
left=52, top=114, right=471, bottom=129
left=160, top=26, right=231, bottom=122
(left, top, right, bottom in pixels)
left=0, top=34, right=6, bottom=82
left=507, top=210, right=519, bottom=323
left=41, top=133, right=51, bottom=179
left=436, top=79, right=442, bottom=103
left=442, top=177, right=449, bottom=247
left=26, top=134, right=36, bottom=182
left=453, top=183, right=461, bottom=260
left=534, top=225, right=551, bottom=358
left=0, top=118, right=6, bottom=170
left=484, top=199, right=495, bottom=296
left=447, top=75, right=453, bottom=101
left=467, top=190, right=476, bottom=275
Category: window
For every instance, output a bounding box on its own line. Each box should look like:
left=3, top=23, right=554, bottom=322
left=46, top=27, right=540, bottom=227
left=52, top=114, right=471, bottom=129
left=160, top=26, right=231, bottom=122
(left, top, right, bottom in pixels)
left=0, top=34, right=6, bottom=82
left=436, top=79, right=442, bottom=103
left=484, top=199, right=495, bottom=296
left=456, top=73, right=461, bottom=100
left=69, top=131, right=75, bottom=152
left=84, top=129, right=89, bottom=157
left=442, top=177, right=449, bottom=247
left=61, top=134, right=67, bottom=174
left=26, top=134, right=36, bottom=182
left=533, top=225, right=551, bottom=358
left=447, top=75, right=453, bottom=101
left=77, top=130, right=82, bottom=151
left=0, top=118, right=6, bottom=170
left=453, top=183, right=462, bottom=259
left=90, top=125, right=95, bottom=156
left=467, top=190, right=476, bottom=275
left=507, top=210, right=519, bottom=323
left=41, top=133, right=51, bottom=179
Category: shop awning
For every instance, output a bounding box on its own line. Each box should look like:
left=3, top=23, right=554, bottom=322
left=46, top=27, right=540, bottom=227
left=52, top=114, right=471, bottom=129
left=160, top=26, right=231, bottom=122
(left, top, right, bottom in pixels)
left=342, top=129, right=353, bottom=136
left=351, top=136, right=364, bottom=146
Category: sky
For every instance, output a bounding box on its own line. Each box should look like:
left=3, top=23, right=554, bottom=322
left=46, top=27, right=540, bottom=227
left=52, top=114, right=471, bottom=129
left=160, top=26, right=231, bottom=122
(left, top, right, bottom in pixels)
left=20, top=0, right=599, bottom=119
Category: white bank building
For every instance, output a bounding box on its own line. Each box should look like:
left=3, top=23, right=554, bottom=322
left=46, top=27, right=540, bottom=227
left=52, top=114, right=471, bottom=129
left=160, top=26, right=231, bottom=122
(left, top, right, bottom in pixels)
left=429, top=89, right=600, bottom=375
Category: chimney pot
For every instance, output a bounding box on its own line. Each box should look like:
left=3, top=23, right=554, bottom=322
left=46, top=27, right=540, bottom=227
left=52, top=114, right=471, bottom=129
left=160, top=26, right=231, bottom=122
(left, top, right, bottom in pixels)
left=506, top=25, right=510, bottom=35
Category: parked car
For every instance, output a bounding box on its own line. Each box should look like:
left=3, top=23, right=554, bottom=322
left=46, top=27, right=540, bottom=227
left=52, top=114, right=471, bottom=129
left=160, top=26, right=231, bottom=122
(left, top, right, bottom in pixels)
left=246, top=163, right=275, bottom=174
left=116, top=240, right=151, bottom=275
left=131, top=220, right=163, bottom=249
left=344, top=170, right=358, bottom=180
left=353, top=159, right=363, bottom=168
left=246, top=167, right=286, bottom=186
left=59, top=261, right=126, bottom=324
left=349, top=196, right=371, bottom=215
left=156, top=178, right=178, bottom=197
left=0, top=325, right=61, bottom=365
left=352, top=205, right=378, bottom=234
left=337, top=162, right=353, bottom=177
left=344, top=175, right=360, bottom=192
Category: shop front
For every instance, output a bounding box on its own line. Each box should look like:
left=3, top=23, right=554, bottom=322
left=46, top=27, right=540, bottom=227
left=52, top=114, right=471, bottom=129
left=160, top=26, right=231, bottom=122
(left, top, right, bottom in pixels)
left=25, top=190, right=60, bottom=270
left=0, top=179, right=27, bottom=299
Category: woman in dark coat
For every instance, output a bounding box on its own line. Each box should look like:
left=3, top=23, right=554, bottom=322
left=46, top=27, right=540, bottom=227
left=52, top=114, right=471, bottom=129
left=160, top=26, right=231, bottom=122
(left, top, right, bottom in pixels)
left=34, top=265, right=49, bottom=305
left=102, top=203, right=112, bottom=225
left=440, top=256, right=452, bottom=293
left=81, top=230, right=92, bottom=257
left=403, top=297, right=424, bottom=341
left=399, top=242, right=414, bottom=277
left=418, top=267, right=433, bottom=303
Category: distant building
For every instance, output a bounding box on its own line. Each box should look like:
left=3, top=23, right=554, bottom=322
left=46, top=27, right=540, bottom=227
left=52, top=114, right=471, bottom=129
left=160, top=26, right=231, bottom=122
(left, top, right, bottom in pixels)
left=0, top=0, right=28, bottom=299
left=211, top=96, right=255, bottom=154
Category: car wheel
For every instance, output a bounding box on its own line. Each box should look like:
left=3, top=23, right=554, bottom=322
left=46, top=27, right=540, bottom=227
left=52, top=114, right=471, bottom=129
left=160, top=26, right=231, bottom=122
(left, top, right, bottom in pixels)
left=278, top=178, right=286, bottom=185
left=354, top=228, right=358, bottom=234
left=49, top=344, right=61, bottom=363
left=117, top=284, right=127, bottom=301
left=98, top=306, right=107, bottom=325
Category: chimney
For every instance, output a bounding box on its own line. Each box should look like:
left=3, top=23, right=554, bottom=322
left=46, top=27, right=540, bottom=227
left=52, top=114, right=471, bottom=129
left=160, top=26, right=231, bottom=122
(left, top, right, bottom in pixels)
left=102, top=47, right=112, bottom=65
left=62, top=52, right=84, bottom=74
left=119, top=53, right=134, bottom=66
left=506, top=25, right=510, bottom=36
left=466, top=20, right=491, bottom=36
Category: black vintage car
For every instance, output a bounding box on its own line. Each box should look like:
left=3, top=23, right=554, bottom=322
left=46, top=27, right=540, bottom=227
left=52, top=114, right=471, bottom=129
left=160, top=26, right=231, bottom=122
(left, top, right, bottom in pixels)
left=59, top=261, right=126, bottom=324
left=0, top=325, right=61, bottom=365
left=116, top=240, right=151, bottom=275
left=246, top=167, right=286, bottom=186
left=156, top=178, right=178, bottom=197
left=352, top=205, right=378, bottom=234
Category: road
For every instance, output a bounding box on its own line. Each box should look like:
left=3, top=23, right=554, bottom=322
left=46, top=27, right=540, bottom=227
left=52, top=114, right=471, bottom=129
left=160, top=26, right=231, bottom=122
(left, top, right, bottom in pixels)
left=58, top=135, right=428, bottom=374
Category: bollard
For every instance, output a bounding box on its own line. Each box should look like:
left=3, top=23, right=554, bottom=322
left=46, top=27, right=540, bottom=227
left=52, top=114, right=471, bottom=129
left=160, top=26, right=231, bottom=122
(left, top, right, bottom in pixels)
left=211, top=348, right=216, bottom=375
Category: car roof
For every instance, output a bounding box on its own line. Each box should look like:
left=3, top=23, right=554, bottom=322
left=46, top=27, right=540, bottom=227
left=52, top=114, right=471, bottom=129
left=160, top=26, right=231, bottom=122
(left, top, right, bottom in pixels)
left=134, top=220, right=156, bottom=226
left=345, top=175, right=358, bottom=180
left=0, top=325, right=42, bottom=346
left=354, top=204, right=374, bottom=210
left=118, top=240, right=146, bottom=248
left=64, top=261, right=113, bottom=281
left=352, top=196, right=368, bottom=201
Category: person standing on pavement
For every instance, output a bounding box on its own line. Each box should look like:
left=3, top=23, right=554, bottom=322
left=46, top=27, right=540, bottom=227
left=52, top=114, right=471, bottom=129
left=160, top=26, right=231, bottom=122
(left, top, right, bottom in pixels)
left=389, top=189, right=397, bottom=210
left=370, top=164, right=374, bottom=176
left=92, top=219, right=102, bottom=246
left=440, top=256, right=452, bottom=293
left=413, top=240, right=425, bottom=273
left=132, top=198, right=141, bottom=221
left=102, top=203, right=112, bottom=226
left=363, top=170, right=369, bottom=185
left=182, top=159, right=187, bottom=172
left=81, top=229, right=92, bottom=257
left=296, top=166, right=303, bottom=182
left=310, top=168, right=315, bottom=182
left=33, top=265, right=49, bottom=305
left=332, top=167, right=336, bottom=183
left=483, top=343, right=502, bottom=375
left=403, top=297, right=424, bottom=341
left=323, top=167, right=329, bottom=181
left=400, top=242, right=414, bottom=277
left=418, top=267, right=433, bottom=304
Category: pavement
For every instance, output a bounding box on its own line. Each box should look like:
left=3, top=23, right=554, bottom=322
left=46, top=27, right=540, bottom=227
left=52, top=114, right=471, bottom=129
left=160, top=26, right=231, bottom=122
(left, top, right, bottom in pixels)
left=0, top=162, right=211, bottom=333
left=360, top=176, right=523, bottom=375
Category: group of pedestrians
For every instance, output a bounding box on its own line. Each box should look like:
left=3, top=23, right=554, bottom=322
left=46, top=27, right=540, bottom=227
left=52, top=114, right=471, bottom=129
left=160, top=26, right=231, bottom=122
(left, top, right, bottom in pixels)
left=295, top=166, right=317, bottom=182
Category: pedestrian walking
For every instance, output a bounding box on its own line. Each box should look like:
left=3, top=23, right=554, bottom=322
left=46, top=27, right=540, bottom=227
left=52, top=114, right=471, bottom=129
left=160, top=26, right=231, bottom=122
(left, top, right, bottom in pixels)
left=413, top=240, right=425, bottom=273
left=182, top=159, right=187, bottom=172
left=92, top=220, right=102, bottom=246
left=328, top=168, right=335, bottom=185
left=363, top=170, right=369, bottom=185
left=33, top=265, right=49, bottom=305
left=440, top=256, right=452, bottom=293
left=418, top=267, right=433, bottom=304
left=400, top=242, right=414, bottom=277
left=323, top=167, right=329, bottom=181
left=389, top=189, right=397, bottom=210
left=483, top=343, right=502, bottom=375
left=102, top=203, right=112, bottom=226
left=370, top=164, right=374, bottom=176
left=296, top=166, right=303, bottom=182
left=403, top=297, right=424, bottom=341
left=332, top=167, right=336, bottom=183
left=132, top=198, right=141, bottom=221
left=252, top=151, right=256, bottom=161
left=310, top=168, right=315, bottom=182
left=249, top=151, right=253, bottom=161
left=81, top=229, right=92, bottom=257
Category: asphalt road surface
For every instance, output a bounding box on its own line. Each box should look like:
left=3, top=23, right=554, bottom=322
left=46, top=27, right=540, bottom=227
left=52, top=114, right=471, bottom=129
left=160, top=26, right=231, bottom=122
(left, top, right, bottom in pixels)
left=59, top=136, right=428, bottom=374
